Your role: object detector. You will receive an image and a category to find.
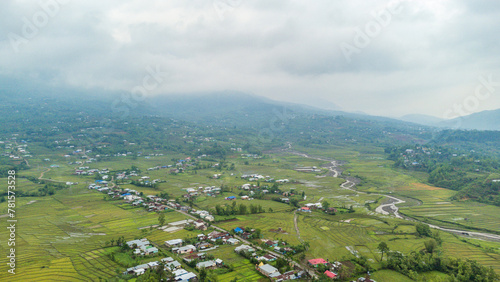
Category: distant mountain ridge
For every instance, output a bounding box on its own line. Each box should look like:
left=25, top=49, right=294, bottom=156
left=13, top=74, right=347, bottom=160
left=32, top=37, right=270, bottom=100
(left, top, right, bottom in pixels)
left=399, top=114, right=444, bottom=127
left=1, top=73, right=498, bottom=131
left=399, top=110, right=500, bottom=131
left=438, top=109, right=500, bottom=131
left=145, top=91, right=419, bottom=129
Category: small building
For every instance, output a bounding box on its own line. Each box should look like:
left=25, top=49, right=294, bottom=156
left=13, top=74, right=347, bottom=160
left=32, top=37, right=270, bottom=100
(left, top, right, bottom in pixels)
left=235, top=244, right=255, bottom=253
left=325, top=270, right=337, bottom=279
left=165, top=239, right=183, bottom=247
left=258, top=263, right=280, bottom=278
left=173, top=244, right=196, bottom=254
left=308, top=258, right=328, bottom=267
left=196, top=260, right=217, bottom=269
left=227, top=238, right=240, bottom=245
left=126, top=238, right=150, bottom=249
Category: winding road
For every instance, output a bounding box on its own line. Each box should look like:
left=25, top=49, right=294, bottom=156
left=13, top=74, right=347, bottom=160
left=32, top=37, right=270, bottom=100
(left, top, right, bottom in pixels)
left=284, top=143, right=500, bottom=243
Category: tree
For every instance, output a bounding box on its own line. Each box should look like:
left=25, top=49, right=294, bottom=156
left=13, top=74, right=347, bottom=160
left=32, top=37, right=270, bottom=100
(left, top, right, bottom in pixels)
left=239, top=203, right=247, bottom=215
left=207, top=271, right=218, bottom=282
left=377, top=242, right=389, bottom=261
left=303, top=241, right=310, bottom=250
left=199, top=268, right=207, bottom=282
left=158, top=213, right=166, bottom=226
left=424, top=238, right=438, bottom=254
left=322, top=200, right=330, bottom=210
left=215, top=204, right=222, bottom=215
left=416, top=223, right=432, bottom=237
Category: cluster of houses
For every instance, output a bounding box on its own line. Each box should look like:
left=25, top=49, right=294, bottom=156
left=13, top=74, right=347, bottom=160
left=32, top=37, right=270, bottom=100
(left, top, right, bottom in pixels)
left=241, top=174, right=267, bottom=181
left=88, top=181, right=110, bottom=192
left=165, top=230, right=241, bottom=257
left=75, top=167, right=109, bottom=176
left=124, top=257, right=197, bottom=280
left=126, top=238, right=159, bottom=256
left=241, top=153, right=261, bottom=159
left=308, top=258, right=344, bottom=279
left=189, top=210, right=215, bottom=222
left=184, top=186, right=221, bottom=198
left=265, top=242, right=295, bottom=255
left=256, top=263, right=305, bottom=281
left=295, top=166, right=321, bottom=173
left=298, top=202, right=324, bottom=213
left=240, top=174, right=290, bottom=184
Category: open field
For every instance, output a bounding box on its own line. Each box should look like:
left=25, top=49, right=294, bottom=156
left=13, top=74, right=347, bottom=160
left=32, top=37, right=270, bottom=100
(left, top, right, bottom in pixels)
left=398, top=183, right=500, bottom=233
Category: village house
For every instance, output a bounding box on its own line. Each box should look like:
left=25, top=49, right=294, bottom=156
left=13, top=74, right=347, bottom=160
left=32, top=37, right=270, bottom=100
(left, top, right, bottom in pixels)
left=173, top=269, right=197, bottom=281
left=208, top=231, right=230, bottom=240
left=258, top=254, right=277, bottom=262
left=196, top=260, right=217, bottom=270
left=183, top=252, right=206, bottom=263
left=126, top=238, right=150, bottom=249
left=257, top=263, right=281, bottom=278
left=173, top=244, right=196, bottom=254
left=165, top=239, right=183, bottom=248
left=325, top=270, right=337, bottom=279
left=305, top=202, right=322, bottom=209
left=308, top=258, right=329, bottom=268
left=274, top=270, right=302, bottom=281
left=194, top=220, right=208, bottom=230
left=235, top=244, right=255, bottom=254
left=265, top=240, right=279, bottom=248
left=227, top=238, right=240, bottom=245
left=196, top=242, right=212, bottom=250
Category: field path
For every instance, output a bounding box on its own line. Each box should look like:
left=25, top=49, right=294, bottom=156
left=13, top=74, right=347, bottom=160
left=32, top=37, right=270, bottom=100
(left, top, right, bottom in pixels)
left=39, top=168, right=51, bottom=179
left=294, top=210, right=303, bottom=242
left=285, top=143, right=500, bottom=242
left=37, top=168, right=67, bottom=183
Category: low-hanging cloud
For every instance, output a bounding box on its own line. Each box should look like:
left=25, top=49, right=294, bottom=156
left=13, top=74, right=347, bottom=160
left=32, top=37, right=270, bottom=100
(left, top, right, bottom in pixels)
left=1, top=0, right=499, bottom=118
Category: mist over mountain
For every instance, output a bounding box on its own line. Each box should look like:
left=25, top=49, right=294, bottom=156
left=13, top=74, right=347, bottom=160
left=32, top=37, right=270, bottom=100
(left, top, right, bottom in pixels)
left=399, top=114, right=444, bottom=127
left=438, top=109, right=500, bottom=131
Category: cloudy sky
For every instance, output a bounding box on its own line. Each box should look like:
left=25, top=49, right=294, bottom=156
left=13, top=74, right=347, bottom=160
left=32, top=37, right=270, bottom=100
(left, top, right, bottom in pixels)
left=1, top=0, right=499, bottom=118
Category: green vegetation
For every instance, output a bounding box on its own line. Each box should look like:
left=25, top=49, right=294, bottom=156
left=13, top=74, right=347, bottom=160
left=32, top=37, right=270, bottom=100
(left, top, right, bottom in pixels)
left=1, top=93, right=499, bottom=281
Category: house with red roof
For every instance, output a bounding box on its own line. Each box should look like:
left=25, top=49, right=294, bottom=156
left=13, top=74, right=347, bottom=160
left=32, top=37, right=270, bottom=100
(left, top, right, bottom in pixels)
left=325, top=270, right=337, bottom=279
left=299, top=207, right=311, bottom=212
left=308, top=258, right=328, bottom=267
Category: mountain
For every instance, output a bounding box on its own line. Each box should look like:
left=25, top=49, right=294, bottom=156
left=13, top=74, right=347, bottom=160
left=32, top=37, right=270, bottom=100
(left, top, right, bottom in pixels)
left=439, top=109, right=500, bottom=131
left=399, top=114, right=444, bottom=127
left=145, top=91, right=421, bottom=129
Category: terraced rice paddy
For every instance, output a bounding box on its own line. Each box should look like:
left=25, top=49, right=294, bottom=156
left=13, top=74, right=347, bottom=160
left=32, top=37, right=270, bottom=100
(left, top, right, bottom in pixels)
left=398, top=183, right=500, bottom=233
left=0, top=187, right=191, bottom=281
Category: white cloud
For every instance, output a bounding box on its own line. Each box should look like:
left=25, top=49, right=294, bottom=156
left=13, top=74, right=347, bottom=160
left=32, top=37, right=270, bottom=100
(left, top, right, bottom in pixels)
left=0, top=0, right=499, bottom=117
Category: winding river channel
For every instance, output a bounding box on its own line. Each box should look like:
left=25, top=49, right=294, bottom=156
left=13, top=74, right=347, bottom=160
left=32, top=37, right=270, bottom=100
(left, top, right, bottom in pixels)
left=283, top=144, right=500, bottom=243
